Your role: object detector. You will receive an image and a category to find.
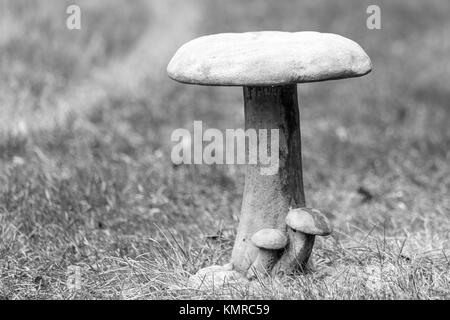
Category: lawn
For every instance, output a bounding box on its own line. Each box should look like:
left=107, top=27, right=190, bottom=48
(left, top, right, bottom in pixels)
left=0, top=0, right=449, bottom=299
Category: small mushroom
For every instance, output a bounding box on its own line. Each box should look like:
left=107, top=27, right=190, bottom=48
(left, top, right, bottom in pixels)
left=273, top=208, right=333, bottom=275
left=247, top=228, right=287, bottom=279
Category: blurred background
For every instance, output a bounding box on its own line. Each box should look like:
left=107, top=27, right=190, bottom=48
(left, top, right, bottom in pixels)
left=0, top=0, right=448, bottom=299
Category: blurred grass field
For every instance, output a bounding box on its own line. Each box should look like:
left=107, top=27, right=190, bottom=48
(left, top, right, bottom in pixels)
left=0, top=0, right=449, bottom=299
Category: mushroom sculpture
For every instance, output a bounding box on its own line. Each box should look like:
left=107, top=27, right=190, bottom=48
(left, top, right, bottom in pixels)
left=168, top=31, right=372, bottom=284
left=272, top=208, right=333, bottom=276
left=247, top=228, right=287, bottom=279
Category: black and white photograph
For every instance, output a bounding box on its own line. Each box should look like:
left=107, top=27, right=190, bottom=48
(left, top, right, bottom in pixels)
left=0, top=0, right=449, bottom=304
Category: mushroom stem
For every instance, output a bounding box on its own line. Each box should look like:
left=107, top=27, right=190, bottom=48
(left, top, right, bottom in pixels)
left=273, top=230, right=315, bottom=275
left=247, top=249, right=278, bottom=279
left=231, top=85, right=306, bottom=273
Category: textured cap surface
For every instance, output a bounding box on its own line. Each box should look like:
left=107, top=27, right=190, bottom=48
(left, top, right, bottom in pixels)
left=167, top=31, right=372, bottom=86
left=285, top=208, right=333, bottom=236
left=251, top=228, right=288, bottom=250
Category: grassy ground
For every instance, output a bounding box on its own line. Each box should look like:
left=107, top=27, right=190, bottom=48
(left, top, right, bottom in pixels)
left=0, top=0, right=449, bottom=299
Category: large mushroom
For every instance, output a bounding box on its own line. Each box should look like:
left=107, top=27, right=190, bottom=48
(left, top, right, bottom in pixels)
left=168, top=31, right=371, bottom=278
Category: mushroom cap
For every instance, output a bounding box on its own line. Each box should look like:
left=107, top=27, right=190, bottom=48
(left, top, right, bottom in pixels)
left=251, top=228, right=287, bottom=250
left=285, top=208, right=333, bottom=236
left=167, top=31, right=372, bottom=86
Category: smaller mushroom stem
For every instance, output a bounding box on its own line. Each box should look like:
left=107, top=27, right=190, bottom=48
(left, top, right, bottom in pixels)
left=247, top=249, right=278, bottom=279
left=272, top=230, right=315, bottom=276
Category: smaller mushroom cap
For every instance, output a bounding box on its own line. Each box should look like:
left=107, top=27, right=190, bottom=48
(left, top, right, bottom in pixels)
left=285, top=208, right=333, bottom=236
left=251, top=228, right=287, bottom=250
